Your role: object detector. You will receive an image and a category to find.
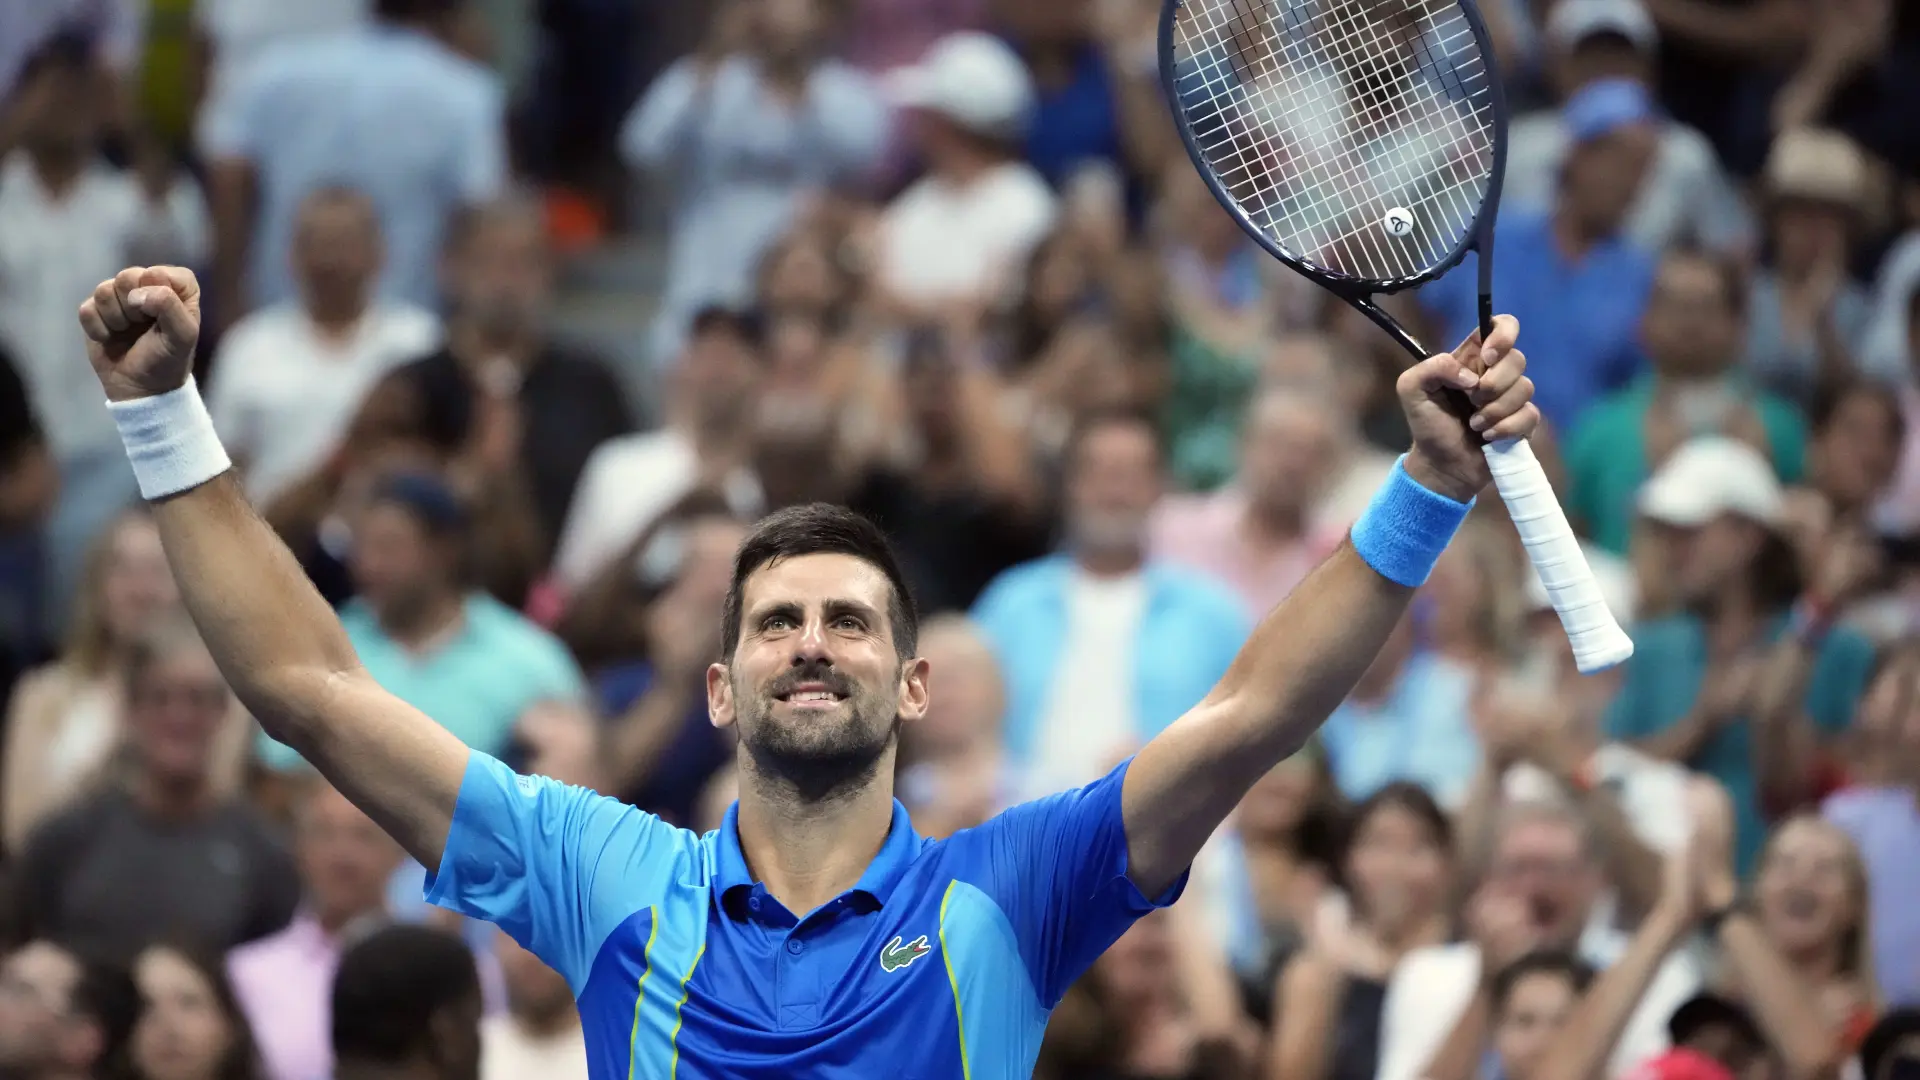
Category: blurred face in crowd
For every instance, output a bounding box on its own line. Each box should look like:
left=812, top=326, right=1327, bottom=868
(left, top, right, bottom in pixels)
left=1771, top=198, right=1852, bottom=278
left=713, top=553, right=928, bottom=793
left=1641, top=253, right=1743, bottom=379
left=131, top=948, right=235, bottom=1080
left=126, top=641, right=231, bottom=788
left=752, top=0, right=825, bottom=65
left=1237, top=755, right=1321, bottom=843
left=1556, top=36, right=1648, bottom=97
left=759, top=234, right=849, bottom=318
left=1092, top=911, right=1176, bottom=1017
left=444, top=209, right=552, bottom=340
left=1065, top=418, right=1162, bottom=560
left=298, top=785, right=402, bottom=931
left=0, top=942, right=87, bottom=1075
left=98, top=514, right=180, bottom=649
left=1345, top=796, right=1451, bottom=939
left=292, top=190, right=383, bottom=319
left=1488, top=814, right=1600, bottom=947
left=1561, top=124, right=1658, bottom=239
left=1812, top=387, right=1902, bottom=512
left=1240, top=389, right=1341, bottom=525
left=16, top=52, right=104, bottom=157
left=1656, top=514, right=1768, bottom=606
left=910, top=620, right=1004, bottom=757
left=350, top=501, right=458, bottom=627
left=494, top=931, right=572, bottom=1028
left=677, top=321, right=762, bottom=433
left=1754, top=817, right=1863, bottom=964
left=1493, top=969, right=1582, bottom=1080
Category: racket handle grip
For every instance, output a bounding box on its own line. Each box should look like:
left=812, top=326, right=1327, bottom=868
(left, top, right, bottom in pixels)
left=1480, top=438, right=1634, bottom=674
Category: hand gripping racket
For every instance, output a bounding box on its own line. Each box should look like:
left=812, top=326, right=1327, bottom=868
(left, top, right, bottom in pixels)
left=1160, top=0, right=1632, bottom=672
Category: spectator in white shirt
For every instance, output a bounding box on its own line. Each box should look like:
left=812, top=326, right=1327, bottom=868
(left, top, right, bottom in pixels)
left=208, top=186, right=440, bottom=505
left=0, top=32, right=208, bottom=638
left=1376, top=801, right=1699, bottom=1080
left=479, top=928, right=586, bottom=1080
left=877, top=32, right=1058, bottom=320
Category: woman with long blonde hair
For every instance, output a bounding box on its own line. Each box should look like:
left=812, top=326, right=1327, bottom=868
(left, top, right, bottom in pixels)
left=2, top=508, right=250, bottom=850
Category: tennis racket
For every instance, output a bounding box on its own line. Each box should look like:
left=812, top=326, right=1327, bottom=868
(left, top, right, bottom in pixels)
left=1159, top=0, right=1633, bottom=673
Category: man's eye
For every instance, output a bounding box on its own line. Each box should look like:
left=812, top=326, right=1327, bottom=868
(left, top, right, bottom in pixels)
left=833, top=617, right=863, bottom=631
left=764, top=616, right=794, bottom=631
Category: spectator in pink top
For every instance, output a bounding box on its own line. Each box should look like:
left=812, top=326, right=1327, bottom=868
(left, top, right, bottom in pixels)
left=227, top=781, right=402, bottom=1080
left=1149, top=380, right=1389, bottom=617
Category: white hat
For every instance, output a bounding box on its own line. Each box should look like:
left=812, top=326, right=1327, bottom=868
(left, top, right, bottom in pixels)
left=886, top=32, right=1035, bottom=139
left=1547, top=0, right=1658, bottom=53
left=1637, top=436, right=1785, bottom=529
left=1764, top=127, right=1868, bottom=210
left=1524, top=543, right=1639, bottom=624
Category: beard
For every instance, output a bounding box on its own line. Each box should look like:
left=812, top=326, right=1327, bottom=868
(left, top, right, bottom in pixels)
left=734, top=660, right=901, bottom=802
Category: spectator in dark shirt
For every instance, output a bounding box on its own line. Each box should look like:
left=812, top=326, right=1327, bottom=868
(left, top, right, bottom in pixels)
left=0, top=341, right=57, bottom=705
left=12, top=612, right=299, bottom=961
left=386, top=193, right=632, bottom=560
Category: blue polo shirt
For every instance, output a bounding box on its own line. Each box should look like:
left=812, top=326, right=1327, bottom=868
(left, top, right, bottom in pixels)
left=426, top=751, right=1183, bottom=1078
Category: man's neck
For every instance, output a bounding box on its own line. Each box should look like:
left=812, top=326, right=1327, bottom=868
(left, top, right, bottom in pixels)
left=26, top=147, right=84, bottom=198
left=131, top=770, right=215, bottom=820
left=1550, top=209, right=1604, bottom=263
left=512, top=1003, right=582, bottom=1041
left=379, top=591, right=466, bottom=649
left=1074, top=547, right=1144, bottom=578
left=448, top=321, right=537, bottom=372
left=733, top=756, right=898, bottom=916
left=1241, top=498, right=1306, bottom=548
left=306, top=297, right=370, bottom=340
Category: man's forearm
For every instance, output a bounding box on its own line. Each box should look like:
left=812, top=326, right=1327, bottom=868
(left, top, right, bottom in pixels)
left=1537, top=904, right=1693, bottom=1080
left=152, top=473, right=360, bottom=731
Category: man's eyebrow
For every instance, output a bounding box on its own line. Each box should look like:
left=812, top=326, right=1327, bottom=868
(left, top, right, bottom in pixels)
left=747, top=600, right=806, bottom=625
left=822, top=598, right=881, bottom=620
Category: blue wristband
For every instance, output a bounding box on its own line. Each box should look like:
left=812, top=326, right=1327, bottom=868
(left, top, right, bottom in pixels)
left=1350, top=456, right=1474, bottom=587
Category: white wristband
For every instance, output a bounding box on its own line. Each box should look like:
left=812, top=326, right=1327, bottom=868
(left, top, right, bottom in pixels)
left=107, top=376, right=232, bottom=500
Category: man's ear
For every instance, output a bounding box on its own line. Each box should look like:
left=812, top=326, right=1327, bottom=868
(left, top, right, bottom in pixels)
left=708, top=662, right=734, bottom=730
left=896, top=657, right=931, bottom=725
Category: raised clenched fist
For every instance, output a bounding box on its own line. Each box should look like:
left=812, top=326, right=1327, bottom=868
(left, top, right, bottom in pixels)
left=76, top=266, right=203, bottom=403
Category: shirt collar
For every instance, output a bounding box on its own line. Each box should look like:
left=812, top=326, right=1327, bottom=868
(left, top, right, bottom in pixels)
left=713, top=798, right=925, bottom=919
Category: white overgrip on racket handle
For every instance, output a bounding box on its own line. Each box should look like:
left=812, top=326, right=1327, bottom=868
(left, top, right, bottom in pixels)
left=1480, top=438, right=1634, bottom=673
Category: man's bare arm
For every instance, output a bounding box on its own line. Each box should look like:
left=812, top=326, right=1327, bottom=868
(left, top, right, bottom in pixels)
left=80, top=266, right=467, bottom=868
left=1123, top=318, right=1538, bottom=895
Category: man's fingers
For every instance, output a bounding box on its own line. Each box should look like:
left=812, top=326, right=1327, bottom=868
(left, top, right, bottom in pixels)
left=92, top=278, right=132, bottom=333
left=141, top=264, right=200, bottom=302
left=1483, top=403, right=1540, bottom=443
left=1479, top=314, right=1519, bottom=366
left=1405, top=353, right=1480, bottom=397
left=77, top=298, right=108, bottom=343
left=1470, top=376, right=1534, bottom=432
left=127, top=284, right=195, bottom=346
left=1469, top=345, right=1527, bottom=405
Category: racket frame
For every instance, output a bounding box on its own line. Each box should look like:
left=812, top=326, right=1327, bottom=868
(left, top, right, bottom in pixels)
left=1156, top=0, right=1511, bottom=360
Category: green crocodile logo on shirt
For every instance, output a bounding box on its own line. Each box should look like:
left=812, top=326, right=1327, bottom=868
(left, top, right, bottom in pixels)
left=879, top=935, right=933, bottom=973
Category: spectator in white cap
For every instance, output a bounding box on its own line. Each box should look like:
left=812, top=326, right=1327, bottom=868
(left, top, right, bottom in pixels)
left=875, top=31, right=1058, bottom=321
left=1602, top=435, right=1878, bottom=876
left=1743, top=128, right=1891, bottom=408
left=1502, top=0, right=1750, bottom=257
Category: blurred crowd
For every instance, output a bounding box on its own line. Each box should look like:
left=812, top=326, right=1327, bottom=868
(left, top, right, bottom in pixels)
left=1, top=0, right=1919, bottom=1078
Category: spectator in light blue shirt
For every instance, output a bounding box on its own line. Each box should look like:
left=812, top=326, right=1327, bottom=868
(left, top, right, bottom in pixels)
left=1318, top=607, right=1481, bottom=808
left=621, top=0, right=890, bottom=364
left=971, top=410, right=1250, bottom=799
left=1421, top=78, right=1660, bottom=432
left=256, top=471, right=585, bottom=774
left=204, top=0, right=506, bottom=318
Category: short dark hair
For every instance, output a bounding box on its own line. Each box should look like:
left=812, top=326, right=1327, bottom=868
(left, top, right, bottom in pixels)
left=722, top=504, right=917, bottom=661
left=1489, top=950, right=1595, bottom=1015
left=68, top=947, right=140, bottom=1080
left=1807, top=378, right=1905, bottom=443
left=1061, top=406, right=1164, bottom=472
left=689, top=305, right=766, bottom=350
left=332, top=925, right=479, bottom=1065
left=1334, top=781, right=1454, bottom=911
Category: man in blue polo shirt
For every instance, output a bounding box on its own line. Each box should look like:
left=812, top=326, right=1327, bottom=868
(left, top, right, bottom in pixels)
left=75, top=264, right=1540, bottom=1078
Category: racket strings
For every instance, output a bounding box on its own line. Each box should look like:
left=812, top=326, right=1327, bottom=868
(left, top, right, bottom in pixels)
left=1170, top=0, right=1496, bottom=282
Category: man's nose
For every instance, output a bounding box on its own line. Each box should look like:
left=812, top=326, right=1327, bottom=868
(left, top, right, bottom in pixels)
left=790, top=617, right=832, bottom=661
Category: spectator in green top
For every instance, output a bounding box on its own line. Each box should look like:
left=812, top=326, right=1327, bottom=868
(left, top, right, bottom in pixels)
left=1566, top=248, right=1806, bottom=555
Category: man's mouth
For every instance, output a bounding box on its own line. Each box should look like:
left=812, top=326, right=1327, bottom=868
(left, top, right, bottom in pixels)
left=774, top=682, right=848, bottom=706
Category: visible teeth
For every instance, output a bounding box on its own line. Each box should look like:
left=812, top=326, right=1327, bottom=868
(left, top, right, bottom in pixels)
left=792, top=691, right=837, bottom=702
